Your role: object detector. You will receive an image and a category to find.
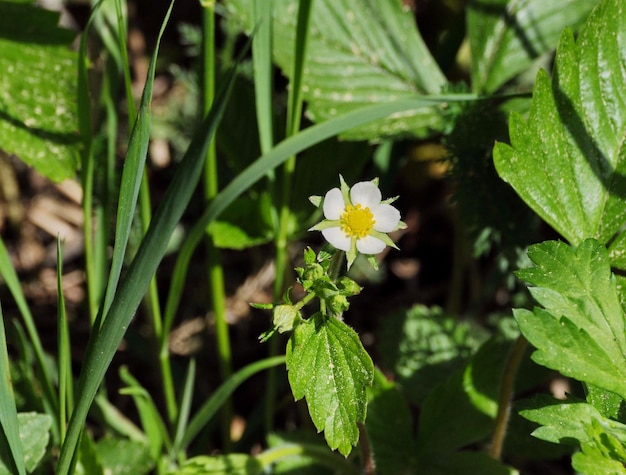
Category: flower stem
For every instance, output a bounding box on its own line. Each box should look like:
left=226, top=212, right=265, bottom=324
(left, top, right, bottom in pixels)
left=489, top=335, right=528, bottom=460
left=328, top=251, right=346, bottom=282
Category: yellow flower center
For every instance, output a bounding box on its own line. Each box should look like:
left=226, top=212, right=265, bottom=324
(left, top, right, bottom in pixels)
left=340, top=204, right=375, bottom=238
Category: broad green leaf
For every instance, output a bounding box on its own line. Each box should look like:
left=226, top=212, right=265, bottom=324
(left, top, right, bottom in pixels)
left=0, top=1, right=79, bottom=182
left=226, top=0, right=448, bottom=140
left=468, top=0, right=598, bottom=93
left=365, top=370, right=416, bottom=475
left=286, top=314, right=374, bottom=456
left=0, top=413, right=51, bottom=475
left=573, top=421, right=626, bottom=474
left=377, top=304, right=489, bottom=404
left=494, top=0, right=626, bottom=246
left=95, top=437, right=153, bottom=475
left=170, top=454, right=262, bottom=475
left=207, top=194, right=274, bottom=249
left=515, top=239, right=626, bottom=399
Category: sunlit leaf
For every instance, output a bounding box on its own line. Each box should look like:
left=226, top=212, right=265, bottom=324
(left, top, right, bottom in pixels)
left=0, top=1, right=79, bottom=182
left=515, top=239, right=626, bottom=400
left=494, top=0, right=626, bottom=246
left=286, top=314, right=373, bottom=456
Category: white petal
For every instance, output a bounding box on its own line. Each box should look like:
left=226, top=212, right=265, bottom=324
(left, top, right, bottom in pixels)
left=356, top=235, right=386, bottom=254
left=372, top=204, right=401, bottom=232
left=323, top=188, right=345, bottom=220
left=350, top=181, right=381, bottom=209
left=322, top=227, right=351, bottom=251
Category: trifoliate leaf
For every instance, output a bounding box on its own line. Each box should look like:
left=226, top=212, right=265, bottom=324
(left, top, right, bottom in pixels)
left=226, top=0, right=447, bottom=141
left=515, top=239, right=626, bottom=400
left=468, top=0, right=598, bottom=93
left=494, top=0, right=626, bottom=246
left=0, top=1, right=80, bottom=182
left=286, top=314, right=374, bottom=456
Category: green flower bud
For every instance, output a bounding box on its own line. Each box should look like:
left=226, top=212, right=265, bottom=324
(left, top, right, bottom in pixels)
left=303, top=262, right=325, bottom=282
left=328, top=294, right=349, bottom=316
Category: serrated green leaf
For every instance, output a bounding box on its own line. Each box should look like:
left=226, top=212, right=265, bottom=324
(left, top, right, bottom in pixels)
left=519, top=395, right=626, bottom=445
left=515, top=239, right=626, bottom=399
left=468, top=0, right=598, bottom=93
left=226, top=0, right=447, bottom=141
left=286, top=314, right=373, bottom=456
left=170, top=454, right=262, bottom=475
left=493, top=0, right=626, bottom=246
left=0, top=1, right=79, bottom=182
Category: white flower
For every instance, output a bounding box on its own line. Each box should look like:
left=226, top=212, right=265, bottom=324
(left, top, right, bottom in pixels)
left=310, top=176, right=405, bottom=268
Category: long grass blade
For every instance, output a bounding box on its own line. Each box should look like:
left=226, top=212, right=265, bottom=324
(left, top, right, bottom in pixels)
left=55, top=12, right=247, bottom=474
left=0, top=302, right=25, bottom=475
left=56, top=239, right=73, bottom=444
left=181, top=355, right=286, bottom=449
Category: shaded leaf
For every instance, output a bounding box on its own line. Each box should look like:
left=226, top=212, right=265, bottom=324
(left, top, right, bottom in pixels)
left=468, top=0, right=598, bottom=93
left=494, top=0, right=626, bottom=246
left=365, top=371, right=415, bottom=475
left=286, top=314, right=373, bottom=456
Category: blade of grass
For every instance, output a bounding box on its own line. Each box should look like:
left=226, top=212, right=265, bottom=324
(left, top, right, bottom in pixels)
left=170, top=359, right=196, bottom=461
left=56, top=239, right=73, bottom=444
left=181, top=355, right=286, bottom=449
left=252, top=0, right=274, bottom=155
left=119, top=367, right=172, bottom=461
left=77, top=0, right=101, bottom=323
left=55, top=16, right=248, bottom=475
left=0, top=301, right=25, bottom=475
left=97, top=0, right=165, bottom=325
left=0, top=238, right=58, bottom=428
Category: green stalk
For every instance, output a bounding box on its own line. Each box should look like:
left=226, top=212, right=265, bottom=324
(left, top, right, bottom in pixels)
left=489, top=335, right=528, bottom=460
left=267, top=0, right=314, bottom=431
left=202, top=2, right=233, bottom=449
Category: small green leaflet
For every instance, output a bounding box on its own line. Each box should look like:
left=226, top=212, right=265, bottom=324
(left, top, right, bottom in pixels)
left=286, top=314, right=374, bottom=456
